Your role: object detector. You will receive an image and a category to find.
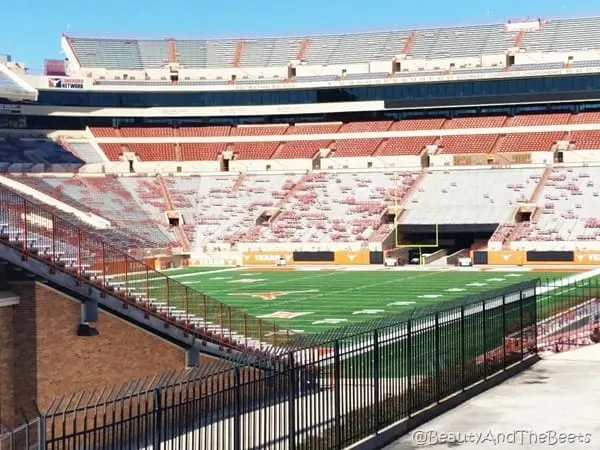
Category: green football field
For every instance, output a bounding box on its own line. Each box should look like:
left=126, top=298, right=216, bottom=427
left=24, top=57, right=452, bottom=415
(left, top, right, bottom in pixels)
left=158, top=267, right=577, bottom=334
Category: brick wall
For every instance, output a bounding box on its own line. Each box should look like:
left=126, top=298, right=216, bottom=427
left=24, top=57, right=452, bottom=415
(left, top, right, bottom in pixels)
left=0, top=304, right=15, bottom=427
left=0, top=281, right=188, bottom=427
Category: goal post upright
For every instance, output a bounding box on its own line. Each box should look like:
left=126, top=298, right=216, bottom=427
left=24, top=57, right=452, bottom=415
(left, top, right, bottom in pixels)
left=394, top=170, right=440, bottom=263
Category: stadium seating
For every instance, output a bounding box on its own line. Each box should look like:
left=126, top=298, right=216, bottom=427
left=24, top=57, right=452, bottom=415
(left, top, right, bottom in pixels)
left=86, top=112, right=600, bottom=161
left=64, top=142, right=107, bottom=164
left=179, top=125, right=231, bottom=137
left=0, top=137, right=83, bottom=167
left=402, top=168, right=542, bottom=224
left=180, top=143, right=227, bottom=160
left=232, top=142, right=279, bottom=160
left=569, top=131, right=600, bottom=150
left=497, top=132, right=565, bottom=152
left=0, top=70, right=28, bottom=98
left=11, top=176, right=177, bottom=247
left=519, top=17, right=600, bottom=53
left=514, top=167, right=600, bottom=242
left=506, top=113, right=571, bottom=127
left=570, top=111, right=600, bottom=124
left=98, top=144, right=125, bottom=161
left=229, top=125, right=287, bottom=159
left=164, top=174, right=300, bottom=248
left=253, top=172, right=416, bottom=244
left=127, top=144, right=177, bottom=161
left=68, top=18, right=600, bottom=70
left=120, top=127, right=174, bottom=137
left=376, top=137, right=436, bottom=156
left=443, top=116, right=507, bottom=129
left=439, top=134, right=500, bottom=154
left=333, top=139, right=383, bottom=157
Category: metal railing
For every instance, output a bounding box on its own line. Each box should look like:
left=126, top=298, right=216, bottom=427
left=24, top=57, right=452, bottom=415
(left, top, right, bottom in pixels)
left=0, top=185, right=294, bottom=355
left=6, top=279, right=587, bottom=449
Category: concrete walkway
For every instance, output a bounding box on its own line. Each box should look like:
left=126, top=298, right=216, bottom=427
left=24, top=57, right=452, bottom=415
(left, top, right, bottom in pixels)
left=385, top=345, right=600, bottom=449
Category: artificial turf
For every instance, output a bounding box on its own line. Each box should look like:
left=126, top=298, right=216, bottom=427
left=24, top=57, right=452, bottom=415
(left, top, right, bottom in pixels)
left=159, top=267, right=574, bottom=334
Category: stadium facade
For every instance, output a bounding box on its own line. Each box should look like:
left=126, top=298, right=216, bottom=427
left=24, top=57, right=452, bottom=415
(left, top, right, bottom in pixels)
left=3, top=15, right=600, bottom=449
left=2, top=17, right=600, bottom=261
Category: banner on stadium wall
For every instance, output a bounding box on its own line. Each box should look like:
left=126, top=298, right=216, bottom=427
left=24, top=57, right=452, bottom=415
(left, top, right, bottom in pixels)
left=0, top=104, right=21, bottom=114
left=334, top=250, right=370, bottom=265
left=242, top=251, right=293, bottom=265
left=574, top=252, right=600, bottom=265
left=487, top=250, right=526, bottom=265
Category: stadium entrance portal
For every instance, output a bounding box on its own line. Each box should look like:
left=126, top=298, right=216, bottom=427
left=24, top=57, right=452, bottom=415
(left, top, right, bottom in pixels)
left=393, top=223, right=497, bottom=265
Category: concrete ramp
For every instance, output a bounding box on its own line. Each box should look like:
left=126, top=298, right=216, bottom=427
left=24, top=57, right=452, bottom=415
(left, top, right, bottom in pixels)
left=385, top=345, right=600, bottom=449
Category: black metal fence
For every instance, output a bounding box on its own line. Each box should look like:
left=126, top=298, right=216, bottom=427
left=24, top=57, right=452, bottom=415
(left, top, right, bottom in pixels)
left=2, top=276, right=599, bottom=450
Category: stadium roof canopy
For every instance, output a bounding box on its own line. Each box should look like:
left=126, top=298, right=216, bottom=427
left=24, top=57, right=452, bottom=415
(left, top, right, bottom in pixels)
left=0, top=66, right=38, bottom=102
left=63, top=16, right=600, bottom=70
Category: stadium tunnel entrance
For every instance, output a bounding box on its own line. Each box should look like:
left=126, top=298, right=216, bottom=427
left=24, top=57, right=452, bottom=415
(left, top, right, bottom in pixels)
left=389, top=224, right=497, bottom=265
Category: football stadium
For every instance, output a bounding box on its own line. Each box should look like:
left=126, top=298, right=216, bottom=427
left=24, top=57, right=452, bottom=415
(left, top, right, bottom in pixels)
left=2, top=13, right=600, bottom=449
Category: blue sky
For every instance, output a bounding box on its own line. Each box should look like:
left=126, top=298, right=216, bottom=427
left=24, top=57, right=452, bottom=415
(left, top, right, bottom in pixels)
left=2, top=0, right=598, bottom=70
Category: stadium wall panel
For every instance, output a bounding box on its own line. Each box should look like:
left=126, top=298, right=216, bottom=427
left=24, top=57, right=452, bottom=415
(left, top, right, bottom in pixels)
left=243, top=251, right=293, bottom=265
left=526, top=251, right=574, bottom=263
left=0, top=281, right=188, bottom=427
left=334, top=250, right=370, bottom=265
left=369, top=251, right=384, bottom=265
left=574, top=251, right=600, bottom=265
left=293, top=251, right=335, bottom=263
left=472, top=251, right=488, bottom=265
left=485, top=250, right=525, bottom=265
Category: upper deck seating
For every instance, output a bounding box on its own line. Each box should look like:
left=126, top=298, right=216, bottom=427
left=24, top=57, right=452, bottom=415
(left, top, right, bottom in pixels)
left=391, top=118, right=447, bottom=130
left=67, top=17, right=600, bottom=71
left=438, top=134, right=499, bottom=154
left=507, top=113, right=571, bottom=127
left=376, top=136, right=437, bottom=156
left=443, top=116, right=507, bottom=129
left=402, top=168, right=542, bottom=224
left=180, top=143, right=227, bottom=160
left=498, top=132, right=565, bottom=152
left=569, top=131, right=600, bottom=149
left=0, top=137, right=83, bottom=166
left=127, top=144, right=177, bottom=161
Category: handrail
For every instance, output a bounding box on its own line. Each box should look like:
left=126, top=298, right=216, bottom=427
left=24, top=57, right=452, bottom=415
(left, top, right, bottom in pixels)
left=0, top=185, right=293, bottom=354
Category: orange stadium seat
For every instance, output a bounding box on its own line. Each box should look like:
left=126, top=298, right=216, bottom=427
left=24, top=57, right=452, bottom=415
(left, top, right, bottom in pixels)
left=90, top=127, right=119, bottom=137
left=570, top=111, right=600, bottom=124
left=127, top=143, right=177, bottom=161
left=507, top=113, right=571, bottom=127
left=286, top=123, right=342, bottom=135
left=569, top=131, right=600, bottom=149
left=98, top=143, right=125, bottom=161
left=232, top=142, right=280, bottom=159
left=230, top=124, right=289, bottom=136
left=178, top=125, right=232, bottom=137
left=338, top=121, right=393, bottom=132
left=333, top=139, right=383, bottom=156
left=443, top=115, right=507, bottom=129
left=439, top=134, right=499, bottom=154
left=376, top=136, right=437, bottom=155
left=390, top=117, right=447, bottom=130
left=498, top=132, right=565, bottom=152
left=275, top=140, right=331, bottom=159
left=180, top=143, right=227, bottom=160
left=119, top=127, right=174, bottom=137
